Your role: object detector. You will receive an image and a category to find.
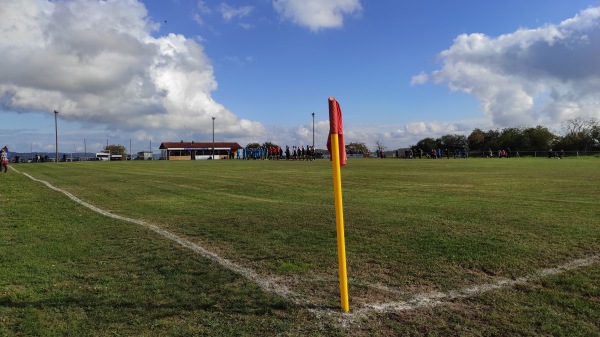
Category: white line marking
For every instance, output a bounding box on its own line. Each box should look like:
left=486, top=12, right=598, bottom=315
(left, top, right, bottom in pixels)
left=17, top=167, right=599, bottom=321
left=359, top=255, right=599, bottom=314
left=311, top=255, right=599, bottom=324
left=17, top=169, right=306, bottom=306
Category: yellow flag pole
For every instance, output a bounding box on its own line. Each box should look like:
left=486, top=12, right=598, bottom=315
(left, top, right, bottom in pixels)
left=330, top=133, right=349, bottom=312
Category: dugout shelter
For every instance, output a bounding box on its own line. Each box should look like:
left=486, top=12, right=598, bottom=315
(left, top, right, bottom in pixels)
left=159, top=141, right=243, bottom=160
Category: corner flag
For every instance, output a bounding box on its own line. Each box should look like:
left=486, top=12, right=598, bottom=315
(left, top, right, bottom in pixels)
left=327, top=96, right=349, bottom=312
left=327, top=97, right=347, bottom=167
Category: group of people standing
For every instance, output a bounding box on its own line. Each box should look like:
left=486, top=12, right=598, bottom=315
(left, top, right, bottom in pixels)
left=235, top=145, right=316, bottom=161
left=398, top=148, right=468, bottom=159
left=237, top=146, right=283, bottom=160
left=426, top=148, right=468, bottom=159
left=285, top=145, right=316, bottom=161
left=487, top=148, right=518, bottom=158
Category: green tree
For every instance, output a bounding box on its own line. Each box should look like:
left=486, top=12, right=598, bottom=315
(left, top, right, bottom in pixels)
left=523, top=125, right=556, bottom=151
left=439, top=134, right=467, bottom=149
left=499, top=127, right=527, bottom=151
left=483, top=129, right=501, bottom=150
left=468, top=129, right=485, bottom=150
left=412, top=137, right=437, bottom=153
left=246, top=142, right=261, bottom=149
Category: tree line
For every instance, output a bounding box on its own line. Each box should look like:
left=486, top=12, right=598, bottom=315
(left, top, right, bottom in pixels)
left=407, top=118, right=599, bottom=155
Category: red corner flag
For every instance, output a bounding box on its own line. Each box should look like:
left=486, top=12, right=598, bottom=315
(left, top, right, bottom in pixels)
left=327, top=97, right=347, bottom=167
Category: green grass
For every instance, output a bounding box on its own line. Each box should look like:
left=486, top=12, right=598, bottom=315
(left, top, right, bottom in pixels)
left=2, top=157, right=599, bottom=336
left=0, top=168, right=331, bottom=336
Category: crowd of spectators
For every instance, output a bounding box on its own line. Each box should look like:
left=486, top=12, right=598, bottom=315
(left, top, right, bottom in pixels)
left=236, top=145, right=317, bottom=161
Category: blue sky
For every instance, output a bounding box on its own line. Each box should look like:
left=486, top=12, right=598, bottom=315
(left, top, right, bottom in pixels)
left=1, top=0, right=599, bottom=154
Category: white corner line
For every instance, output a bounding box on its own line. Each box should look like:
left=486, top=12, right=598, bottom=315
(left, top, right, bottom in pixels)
left=16, top=167, right=600, bottom=320
left=17, top=168, right=306, bottom=306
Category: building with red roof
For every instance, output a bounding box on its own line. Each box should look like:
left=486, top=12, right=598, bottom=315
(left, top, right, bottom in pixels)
left=159, top=141, right=243, bottom=160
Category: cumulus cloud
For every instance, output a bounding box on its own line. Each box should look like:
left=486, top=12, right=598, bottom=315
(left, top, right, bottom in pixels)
left=415, top=6, right=600, bottom=128
left=0, top=0, right=264, bottom=140
left=273, top=0, right=362, bottom=32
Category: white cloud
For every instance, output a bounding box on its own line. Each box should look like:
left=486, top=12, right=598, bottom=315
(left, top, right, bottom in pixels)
left=404, top=121, right=460, bottom=136
left=273, top=0, right=362, bottom=32
left=410, top=72, right=428, bottom=85
left=219, top=3, right=253, bottom=22
left=0, top=0, right=264, bottom=143
left=415, top=6, right=600, bottom=129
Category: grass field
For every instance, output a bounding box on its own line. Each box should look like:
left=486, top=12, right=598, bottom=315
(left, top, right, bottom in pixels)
left=1, top=157, right=599, bottom=336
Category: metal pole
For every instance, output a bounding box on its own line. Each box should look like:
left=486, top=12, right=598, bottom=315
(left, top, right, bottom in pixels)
left=54, top=110, right=59, bottom=162
left=312, top=112, right=315, bottom=149
left=212, top=117, right=215, bottom=160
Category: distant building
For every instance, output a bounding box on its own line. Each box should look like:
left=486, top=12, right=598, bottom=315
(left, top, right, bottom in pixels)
left=159, top=141, right=243, bottom=160
left=95, top=150, right=122, bottom=161
left=136, top=151, right=154, bottom=160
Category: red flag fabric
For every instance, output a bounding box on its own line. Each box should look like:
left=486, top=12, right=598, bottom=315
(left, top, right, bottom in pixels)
left=327, top=96, right=347, bottom=167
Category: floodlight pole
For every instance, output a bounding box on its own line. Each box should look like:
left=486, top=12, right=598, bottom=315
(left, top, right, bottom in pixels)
left=54, top=110, right=59, bottom=162
left=312, top=112, right=315, bottom=149
left=212, top=117, right=216, bottom=160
